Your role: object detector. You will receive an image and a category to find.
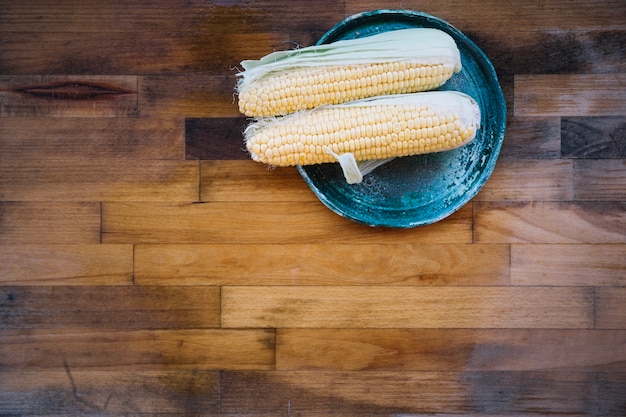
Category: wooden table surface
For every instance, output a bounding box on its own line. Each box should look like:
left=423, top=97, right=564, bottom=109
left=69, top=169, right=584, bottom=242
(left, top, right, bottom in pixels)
left=1, top=1, right=625, bottom=415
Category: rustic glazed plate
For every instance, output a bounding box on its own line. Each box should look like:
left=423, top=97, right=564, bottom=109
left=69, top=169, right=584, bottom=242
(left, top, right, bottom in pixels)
left=296, top=10, right=506, bottom=227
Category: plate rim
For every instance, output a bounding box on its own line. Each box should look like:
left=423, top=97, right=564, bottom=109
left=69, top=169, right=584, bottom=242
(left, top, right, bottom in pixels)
left=297, top=9, right=507, bottom=228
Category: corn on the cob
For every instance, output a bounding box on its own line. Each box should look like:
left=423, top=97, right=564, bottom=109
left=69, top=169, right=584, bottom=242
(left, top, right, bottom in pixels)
left=237, top=28, right=462, bottom=117
left=244, top=91, right=481, bottom=183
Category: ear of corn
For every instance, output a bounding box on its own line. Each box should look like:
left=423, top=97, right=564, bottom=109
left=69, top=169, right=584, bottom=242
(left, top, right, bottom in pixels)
left=244, top=91, right=481, bottom=184
left=237, top=28, right=462, bottom=117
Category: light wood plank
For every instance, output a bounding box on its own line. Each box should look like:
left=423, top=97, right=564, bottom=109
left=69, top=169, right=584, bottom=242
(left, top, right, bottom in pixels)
left=514, top=74, right=626, bottom=117
left=0, top=160, right=199, bottom=201
left=276, top=329, right=626, bottom=371
left=0, top=75, right=137, bottom=117
left=475, top=159, right=573, bottom=201
left=201, top=161, right=316, bottom=202
left=511, top=244, right=626, bottom=286
left=102, top=201, right=473, bottom=244
left=596, top=287, right=626, bottom=329
left=0, top=117, right=184, bottom=160
left=474, top=201, right=626, bottom=243
left=135, top=243, right=510, bottom=286
left=221, top=286, right=593, bottom=329
left=221, top=370, right=598, bottom=414
left=0, top=370, right=220, bottom=414
left=574, top=159, right=626, bottom=200
left=0, top=329, right=274, bottom=371
left=0, top=244, right=132, bottom=285
left=0, top=202, right=100, bottom=244
left=0, top=286, right=220, bottom=330
left=345, top=1, right=626, bottom=31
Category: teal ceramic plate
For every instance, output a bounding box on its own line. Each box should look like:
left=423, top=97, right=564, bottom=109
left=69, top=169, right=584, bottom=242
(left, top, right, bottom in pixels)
left=296, top=10, right=506, bottom=227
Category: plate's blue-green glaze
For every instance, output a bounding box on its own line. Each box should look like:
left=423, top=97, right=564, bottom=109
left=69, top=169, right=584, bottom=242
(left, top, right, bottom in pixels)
left=296, top=10, right=507, bottom=228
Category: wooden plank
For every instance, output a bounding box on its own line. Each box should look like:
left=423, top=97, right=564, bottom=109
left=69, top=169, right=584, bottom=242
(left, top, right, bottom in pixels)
left=276, top=329, right=626, bottom=371
left=200, top=161, right=317, bottom=202
left=514, top=74, right=626, bottom=117
left=475, top=159, right=573, bottom=201
left=0, top=117, right=185, bottom=160
left=0, top=329, right=274, bottom=371
left=102, top=201, right=473, bottom=244
left=0, top=286, right=220, bottom=330
left=134, top=243, right=510, bottom=286
left=0, top=160, right=199, bottom=201
left=598, top=372, right=626, bottom=416
left=0, top=244, right=132, bottom=285
left=0, top=75, right=137, bottom=117
left=0, top=370, right=220, bottom=414
left=345, top=1, right=626, bottom=31
left=0, top=202, right=100, bottom=245
left=139, top=74, right=240, bottom=117
left=573, top=159, right=626, bottom=200
left=221, top=370, right=598, bottom=414
left=512, top=244, right=626, bottom=286
left=221, top=286, right=593, bottom=329
left=562, top=116, right=626, bottom=158
left=596, top=287, right=626, bottom=329
left=498, top=116, right=561, bottom=159
left=474, top=201, right=626, bottom=243
left=186, top=118, right=248, bottom=160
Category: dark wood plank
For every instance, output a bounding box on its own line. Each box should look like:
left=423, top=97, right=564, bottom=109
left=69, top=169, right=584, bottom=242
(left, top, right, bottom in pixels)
left=598, top=372, right=626, bottom=416
left=221, top=286, right=593, bottom=329
left=221, top=370, right=599, bottom=414
left=511, top=244, right=626, bottom=286
left=596, top=287, right=626, bottom=329
left=498, top=116, right=561, bottom=159
left=0, top=117, right=185, bottom=160
left=0, top=75, right=137, bottom=117
left=102, top=201, right=473, bottom=244
left=0, top=370, right=220, bottom=414
left=0, top=202, right=100, bottom=244
left=475, top=201, right=626, bottom=243
left=0, top=244, right=132, bottom=285
left=0, top=160, right=199, bottom=201
left=134, top=243, right=510, bottom=286
left=186, top=118, right=248, bottom=160
left=573, top=159, right=626, bottom=201
left=562, top=116, right=626, bottom=158
left=0, top=286, right=220, bottom=330
left=276, top=329, right=626, bottom=371
left=0, top=329, right=274, bottom=370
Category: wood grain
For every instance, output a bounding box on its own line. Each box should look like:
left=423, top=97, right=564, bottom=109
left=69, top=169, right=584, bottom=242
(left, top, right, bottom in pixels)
left=596, top=287, right=626, bottom=329
left=102, top=201, right=473, bottom=244
left=0, top=75, right=137, bottom=117
left=514, top=74, right=626, bottom=117
left=498, top=116, right=561, bottom=159
left=475, top=159, right=573, bottom=201
left=0, top=329, right=274, bottom=370
left=573, top=159, right=626, bottom=201
left=0, top=160, right=199, bottom=201
left=0, top=117, right=185, bottom=160
left=186, top=118, right=248, bottom=160
left=276, top=329, right=626, bottom=371
left=0, top=244, right=132, bottom=285
left=0, top=286, right=220, bottom=330
left=0, top=370, right=220, bottom=414
left=562, top=116, right=626, bottom=158
left=221, top=286, right=593, bottom=329
left=511, top=244, right=626, bottom=286
left=0, top=202, right=100, bottom=244
left=134, top=243, right=510, bottom=286
left=475, top=201, right=626, bottom=243
left=221, top=370, right=599, bottom=414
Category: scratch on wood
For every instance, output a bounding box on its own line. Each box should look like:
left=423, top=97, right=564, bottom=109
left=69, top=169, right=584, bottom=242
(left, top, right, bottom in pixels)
left=63, top=358, right=102, bottom=411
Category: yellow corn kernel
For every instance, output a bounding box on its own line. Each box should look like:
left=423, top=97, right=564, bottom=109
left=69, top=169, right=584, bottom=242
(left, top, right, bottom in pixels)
left=243, top=91, right=480, bottom=167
